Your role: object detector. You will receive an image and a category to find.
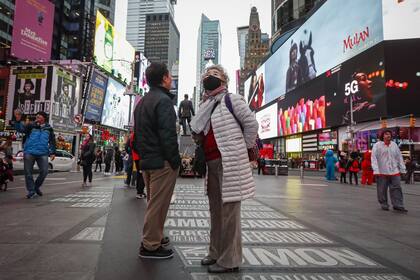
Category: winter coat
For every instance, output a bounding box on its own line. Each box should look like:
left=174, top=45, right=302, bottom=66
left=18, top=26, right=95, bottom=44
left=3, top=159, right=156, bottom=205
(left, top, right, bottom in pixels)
left=371, top=141, right=406, bottom=175
left=338, top=158, right=347, bottom=173
left=205, top=92, right=258, bottom=203
left=134, top=86, right=181, bottom=170
left=81, top=142, right=96, bottom=165
left=14, top=121, right=56, bottom=156
left=178, top=99, right=195, bottom=118
left=104, top=149, right=113, bottom=164
left=349, top=159, right=360, bottom=173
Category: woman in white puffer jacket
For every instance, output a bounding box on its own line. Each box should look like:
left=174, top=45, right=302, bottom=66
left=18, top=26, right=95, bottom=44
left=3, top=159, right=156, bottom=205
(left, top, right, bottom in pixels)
left=191, top=65, right=258, bottom=274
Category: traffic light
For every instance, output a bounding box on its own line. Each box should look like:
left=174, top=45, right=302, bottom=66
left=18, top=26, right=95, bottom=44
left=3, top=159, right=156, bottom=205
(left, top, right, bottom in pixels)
left=381, top=119, right=387, bottom=128
left=410, top=115, right=416, bottom=127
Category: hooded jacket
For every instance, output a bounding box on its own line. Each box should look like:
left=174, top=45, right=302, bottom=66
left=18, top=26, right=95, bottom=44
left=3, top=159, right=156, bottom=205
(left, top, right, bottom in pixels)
left=14, top=121, right=56, bottom=156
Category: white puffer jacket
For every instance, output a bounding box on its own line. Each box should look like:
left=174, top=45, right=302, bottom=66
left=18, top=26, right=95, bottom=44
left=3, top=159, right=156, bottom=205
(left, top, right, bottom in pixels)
left=210, top=93, right=258, bottom=203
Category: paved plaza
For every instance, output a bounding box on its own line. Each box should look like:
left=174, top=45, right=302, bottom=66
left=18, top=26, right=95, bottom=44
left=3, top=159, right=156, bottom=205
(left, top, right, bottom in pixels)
left=0, top=172, right=419, bottom=280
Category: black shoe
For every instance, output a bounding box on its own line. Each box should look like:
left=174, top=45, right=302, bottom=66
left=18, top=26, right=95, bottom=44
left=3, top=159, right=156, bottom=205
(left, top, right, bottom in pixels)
left=381, top=205, right=389, bottom=211
left=138, top=245, right=173, bottom=259
left=161, top=236, right=170, bottom=247
left=26, top=192, right=36, bottom=199
left=393, top=207, right=408, bottom=213
left=208, top=263, right=239, bottom=273
left=201, top=256, right=216, bottom=266
left=35, top=189, right=43, bottom=196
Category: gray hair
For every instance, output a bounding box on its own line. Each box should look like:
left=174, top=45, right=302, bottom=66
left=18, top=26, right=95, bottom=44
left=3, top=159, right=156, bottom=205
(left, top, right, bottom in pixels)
left=202, top=64, right=230, bottom=84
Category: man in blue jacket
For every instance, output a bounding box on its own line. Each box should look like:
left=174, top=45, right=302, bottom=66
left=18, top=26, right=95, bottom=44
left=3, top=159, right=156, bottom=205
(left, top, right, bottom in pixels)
left=13, top=110, right=56, bottom=198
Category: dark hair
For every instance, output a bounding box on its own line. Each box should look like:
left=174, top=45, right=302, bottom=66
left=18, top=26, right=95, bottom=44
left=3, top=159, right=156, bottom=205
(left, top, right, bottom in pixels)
left=24, top=79, right=35, bottom=90
left=145, top=62, right=169, bottom=87
left=380, top=129, right=393, bottom=141
left=184, top=94, right=188, bottom=99
left=36, top=111, right=48, bottom=120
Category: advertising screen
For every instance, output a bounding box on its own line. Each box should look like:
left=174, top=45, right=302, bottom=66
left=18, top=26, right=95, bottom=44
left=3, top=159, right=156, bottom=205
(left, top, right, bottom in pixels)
left=51, top=66, right=82, bottom=131
left=256, top=103, right=278, bottom=140
left=101, top=78, right=130, bottom=129
left=94, top=11, right=135, bottom=84
left=246, top=65, right=266, bottom=111
left=85, top=69, right=108, bottom=123
left=286, top=138, right=302, bottom=153
left=264, top=0, right=383, bottom=104
left=383, top=0, right=420, bottom=40
left=6, top=66, right=53, bottom=121
left=318, top=131, right=338, bottom=149
left=11, top=0, right=55, bottom=61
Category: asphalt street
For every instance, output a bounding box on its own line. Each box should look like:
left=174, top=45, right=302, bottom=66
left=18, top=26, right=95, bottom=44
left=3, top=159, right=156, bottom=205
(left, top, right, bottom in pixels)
left=0, top=171, right=419, bottom=280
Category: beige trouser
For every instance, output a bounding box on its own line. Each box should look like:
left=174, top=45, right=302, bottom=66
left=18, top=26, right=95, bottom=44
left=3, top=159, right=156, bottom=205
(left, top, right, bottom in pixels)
left=207, top=158, right=242, bottom=268
left=142, top=161, right=179, bottom=251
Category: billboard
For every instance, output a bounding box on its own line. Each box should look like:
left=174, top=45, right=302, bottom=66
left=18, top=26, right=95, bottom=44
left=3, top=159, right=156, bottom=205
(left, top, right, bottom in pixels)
left=263, top=0, right=383, bottom=104
left=94, top=11, right=135, bottom=84
left=11, top=0, right=55, bottom=61
left=85, top=69, right=108, bottom=123
left=383, top=0, right=420, bottom=40
left=256, top=103, right=278, bottom=140
left=6, top=66, right=53, bottom=121
left=101, top=78, right=130, bottom=129
left=246, top=65, right=266, bottom=111
left=50, top=67, right=82, bottom=131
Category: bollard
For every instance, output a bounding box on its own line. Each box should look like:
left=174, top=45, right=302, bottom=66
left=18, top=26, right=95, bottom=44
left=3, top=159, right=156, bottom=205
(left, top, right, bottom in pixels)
left=275, top=165, right=278, bottom=176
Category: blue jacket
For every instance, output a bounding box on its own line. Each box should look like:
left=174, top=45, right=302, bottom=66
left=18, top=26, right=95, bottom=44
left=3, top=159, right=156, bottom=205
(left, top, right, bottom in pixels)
left=14, top=122, right=56, bottom=156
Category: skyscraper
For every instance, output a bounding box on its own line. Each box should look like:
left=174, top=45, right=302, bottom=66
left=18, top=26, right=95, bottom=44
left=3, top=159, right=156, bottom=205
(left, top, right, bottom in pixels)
left=237, top=26, right=249, bottom=70
left=195, top=14, right=221, bottom=107
left=0, top=1, right=13, bottom=48
left=126, top=0, right=177, bottom=52
left=238, top=7, right=269, bottom=96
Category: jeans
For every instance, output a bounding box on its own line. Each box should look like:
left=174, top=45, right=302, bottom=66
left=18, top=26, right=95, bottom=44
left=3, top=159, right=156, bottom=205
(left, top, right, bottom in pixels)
left=376, top=175, right=404, bottom=208
left=24, top=154, right=49, bottom=194
left=83, top=164, right=93, bottom=183
left=95, top=162, right=102, bottom=172
left=180, top=117, right=191, bottom=135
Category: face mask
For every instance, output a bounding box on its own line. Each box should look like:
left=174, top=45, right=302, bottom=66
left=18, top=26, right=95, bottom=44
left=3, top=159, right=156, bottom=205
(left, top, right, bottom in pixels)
left=203, top=75, right=222, bottom=91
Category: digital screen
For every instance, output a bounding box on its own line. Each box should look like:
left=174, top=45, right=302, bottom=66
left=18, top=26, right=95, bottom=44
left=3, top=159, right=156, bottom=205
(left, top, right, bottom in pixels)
left=286, top=138, right=302, bottom=153
left=255, top=103, right=278, bottom=140
left=85, top=69, right=108, bottom=122
left=245, top=65, right=265, bottom=111
left=383, top=0, right=420, bottom=40
left=101, top=78, right=130, bottom=129
left=318, top=131, right=338, bottom=146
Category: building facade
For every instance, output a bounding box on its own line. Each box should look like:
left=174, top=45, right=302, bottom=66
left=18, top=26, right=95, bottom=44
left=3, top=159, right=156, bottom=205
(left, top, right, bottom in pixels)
left=238, top=7, right=269, bottom=97
left=0, top=0, right=13, bottom=49
left=126, top=0, right=176, bottom=52
left=237, top=26, right=249, bottom=70
left=195, top=14, right=221, bottom=107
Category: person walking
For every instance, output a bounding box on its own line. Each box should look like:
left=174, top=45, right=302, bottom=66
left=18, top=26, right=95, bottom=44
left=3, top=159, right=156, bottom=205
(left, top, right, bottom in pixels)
left=80, top=134, right=96, bottom=187
left=114, top=147, right=122, bottom=174
left=12, top=110, right=56, bottom=198
left=94, top=148, right=103, bottom=172
left=371, top=129, right=408, bottom=212
left=134, top=62, right=181, bottom=259
left=178, top=94, right=195, bottom=135
left=361, top=151, right=374, bottom=185
left=104, top=148, right=113, bottom=175
left=191, top=65, right=258, bottom=273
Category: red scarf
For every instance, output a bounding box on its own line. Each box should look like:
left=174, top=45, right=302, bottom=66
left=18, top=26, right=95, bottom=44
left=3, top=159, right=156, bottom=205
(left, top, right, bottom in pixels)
left=202, top=85, right=227, bottom=102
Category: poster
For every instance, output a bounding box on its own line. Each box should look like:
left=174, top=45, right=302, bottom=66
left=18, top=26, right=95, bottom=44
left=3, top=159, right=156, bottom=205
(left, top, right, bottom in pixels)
left=11, top=0, right=55, bottom=61
left=245, top=65, right=265, bottom=111
left=50, top=66, right=82, bottom=131
left=256, top=103, right=278, bottom=140
left=101, top=78, right=130, bottom=129
left=85, top=69, right=108, bottom=123
left=6, top=65, right=53, bottom=121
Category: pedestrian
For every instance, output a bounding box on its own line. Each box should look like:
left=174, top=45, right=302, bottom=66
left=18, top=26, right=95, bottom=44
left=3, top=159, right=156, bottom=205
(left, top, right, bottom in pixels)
left=80, top=134, right=96, bottom=187
left=134, top=62, right=181, bottom=259
left=178, top=94, right=195, bottom=135
left=404, top=157, right=415, bottom=184
left=128, top=131, right=146, bottom=198
left=114, top=147, right=122, bottom=173
left=348, top=156, right=360, bottom=185
left=0, top=159, right=8, bottom=191
left=104, top=148, right=113, bottom=175
left=257, top=156, right=265, bottom=175
left=338, top=154, right=347, bottom=184
left=190, top=65, right=258, bottom=273
left=12, top=110, right=56, bottom=198
left=94, top=148, right=103, bottom=172
left=324, top=150, right=337, bottom=181
left=0, top=139, right=14, bottom=185
left=361, top=151, right=374, bottom=185
left=371, top=129, right=408, bottom=212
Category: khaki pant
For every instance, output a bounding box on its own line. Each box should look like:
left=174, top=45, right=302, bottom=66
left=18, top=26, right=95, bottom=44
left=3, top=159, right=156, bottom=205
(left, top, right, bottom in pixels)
left=142, top=161, right=179, bottom=250
left=207, top=158, right=242, bottom=268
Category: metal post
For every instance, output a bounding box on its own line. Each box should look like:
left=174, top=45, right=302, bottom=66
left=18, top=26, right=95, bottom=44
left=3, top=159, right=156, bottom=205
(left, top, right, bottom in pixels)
left=349, top=93, right=354, bottom=148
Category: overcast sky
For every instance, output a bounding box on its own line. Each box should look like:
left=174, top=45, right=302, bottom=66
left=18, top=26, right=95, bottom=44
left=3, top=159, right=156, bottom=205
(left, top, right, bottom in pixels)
left=174, top=0, right=271, bottom=101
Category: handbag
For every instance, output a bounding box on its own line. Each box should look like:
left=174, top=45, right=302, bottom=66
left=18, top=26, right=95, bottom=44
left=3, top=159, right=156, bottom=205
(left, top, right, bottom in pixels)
left=224, top=94, right=260, bottom=162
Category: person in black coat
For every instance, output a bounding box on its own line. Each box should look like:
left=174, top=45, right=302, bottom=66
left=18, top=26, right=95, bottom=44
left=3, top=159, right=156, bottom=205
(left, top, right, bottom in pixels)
left=80, top=134, right=96, bottom=187
left=178, top=94, right=195, bottom=135
left=104, top=148, right=113, bottom=175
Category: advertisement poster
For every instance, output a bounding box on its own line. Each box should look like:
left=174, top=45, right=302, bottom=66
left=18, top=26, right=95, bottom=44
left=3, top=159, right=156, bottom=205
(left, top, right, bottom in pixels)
left=6, top=66, right=53, bottom=121
left=101, top=78, right=130, bottom=129
left=94, top=11, right=135, bottom=84
left=11, top=0, right=55, bottom=61
left=256, top=103, right=278, bottom=140
left=50, top=67, right=82, bottom=131
left=383, top=0, right=420, bottom=40
left=246, top=65, right=266, bottom=111
left=85, top=69, right=108, bottom=123
left=263, top=0, right=383, bottom=104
